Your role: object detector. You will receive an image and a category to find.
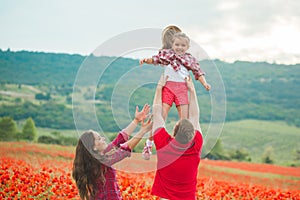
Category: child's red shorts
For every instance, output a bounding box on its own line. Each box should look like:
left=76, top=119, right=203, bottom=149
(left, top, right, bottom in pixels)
left=162, top=81, right=189, bottom=106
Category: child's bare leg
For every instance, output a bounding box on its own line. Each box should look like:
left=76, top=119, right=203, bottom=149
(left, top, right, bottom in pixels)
left=176, top=104, right=188, bottom=119
left=162, top=103, right=171, bottom=121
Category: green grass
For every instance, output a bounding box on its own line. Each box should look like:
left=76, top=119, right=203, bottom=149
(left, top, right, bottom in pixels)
left=0, top=84, right=69, bottom=105
left=213, top=119, right=300, bottom=165
left=34, top=120, right=300, bottom=166
left=2, top=84, right=300, bottom=166
left=164, top=119, right=300, bottom=165
left=36, top=127, right=79, bottom=138
left=0, top=84, right=37, bottom=94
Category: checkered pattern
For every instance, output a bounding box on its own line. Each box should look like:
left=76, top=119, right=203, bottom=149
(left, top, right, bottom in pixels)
left=92, top=131, right=131, bottom=200
left=152, top=49, right=205, bottom=80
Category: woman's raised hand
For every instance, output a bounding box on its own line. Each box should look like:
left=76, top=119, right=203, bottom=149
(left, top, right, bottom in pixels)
left=135, top=104, right=151, bottom=122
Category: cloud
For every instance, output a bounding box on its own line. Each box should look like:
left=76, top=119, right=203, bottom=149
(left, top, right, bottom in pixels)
left=184, top=0, right=300, bottom=64
left=0, top=0, right=299, bottom=64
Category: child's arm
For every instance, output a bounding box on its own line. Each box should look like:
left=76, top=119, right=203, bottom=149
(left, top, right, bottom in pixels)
left=183, top=54, right=210, bottom=91
left=140, top=58, right=154, bottom=65
left=140, top=49, right=171, bottom=66
left=198, top=75, right=211, bottom=91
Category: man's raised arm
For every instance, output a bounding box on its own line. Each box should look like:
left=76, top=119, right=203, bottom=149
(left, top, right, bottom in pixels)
left=152, top=75, right=166, bottom=133
left=187, top=78, right=201, bottom=131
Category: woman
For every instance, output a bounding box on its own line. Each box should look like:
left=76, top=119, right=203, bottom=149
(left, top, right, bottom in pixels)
left=72, top=104, right=152, bottom=200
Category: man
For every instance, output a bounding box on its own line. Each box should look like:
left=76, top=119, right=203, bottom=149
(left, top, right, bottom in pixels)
left=151, top=75, right=204, bottom=200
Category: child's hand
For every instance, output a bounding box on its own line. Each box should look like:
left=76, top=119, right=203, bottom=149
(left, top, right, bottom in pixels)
left=203, top=83, right=211, bottom=91
left=139, top=59, right=145, bottom=65
left=140, top=58, right=153, bottom=65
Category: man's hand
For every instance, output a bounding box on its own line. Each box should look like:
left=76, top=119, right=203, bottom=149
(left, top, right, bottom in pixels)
left=186, top=76, right=195, bottom=92
left=157, top=74, right=168, bottom=89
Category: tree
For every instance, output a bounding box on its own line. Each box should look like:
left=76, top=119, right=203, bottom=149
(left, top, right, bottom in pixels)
left=0, top=117, right=18, bottom=141
left=66, top=95, right=72, bottom=104
left=262, top=146, right=274, bottom=164
left=205, top=139, right=230, bottom=160
left=229, top=149, right=251, bottom=162
left=35, top=93, right=51, bottom=100
left=295, top=149, right=300, bottom=161
left=22, top=117, right=37, bottom=141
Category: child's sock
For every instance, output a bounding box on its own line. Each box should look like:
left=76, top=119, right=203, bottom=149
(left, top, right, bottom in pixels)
left=146, top=139, right=153, bottom=147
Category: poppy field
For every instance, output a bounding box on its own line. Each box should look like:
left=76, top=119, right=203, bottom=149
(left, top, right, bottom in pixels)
left=1, top=142, right=300, bottom=199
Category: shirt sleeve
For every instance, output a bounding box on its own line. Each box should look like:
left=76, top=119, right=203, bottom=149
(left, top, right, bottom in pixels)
left=153, top=127, right=172, bottom=150
left=102, top=145, right=131, bottom=166
left=102, top=131, right=131, bottom=166
left=152, top=49, right=172, bottom=66
left=105, top=130, right=129, bottom=153
left=184, top=54, right=205, bottom=80
left=194, top=130, right=204, bottom=152
left=191, top=62, right=205, bottom=80
left=152, top=54, right=160, bottom=65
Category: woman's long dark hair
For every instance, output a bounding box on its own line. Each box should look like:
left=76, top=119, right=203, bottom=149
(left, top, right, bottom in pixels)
left=72, top=131, right=107, bottom=199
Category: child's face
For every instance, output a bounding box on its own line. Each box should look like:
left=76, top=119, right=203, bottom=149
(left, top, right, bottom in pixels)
left=172, top=37, right=189, bottom=55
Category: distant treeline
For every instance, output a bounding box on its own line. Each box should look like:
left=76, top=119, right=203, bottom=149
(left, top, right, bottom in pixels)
left=0, top=49, right=299, bottom=129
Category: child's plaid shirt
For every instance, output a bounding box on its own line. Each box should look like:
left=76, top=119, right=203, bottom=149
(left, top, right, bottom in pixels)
left=152, top=49, right=205, bottom=80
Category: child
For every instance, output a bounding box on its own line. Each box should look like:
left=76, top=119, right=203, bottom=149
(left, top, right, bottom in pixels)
left=140, top=29, right=211, bottom=160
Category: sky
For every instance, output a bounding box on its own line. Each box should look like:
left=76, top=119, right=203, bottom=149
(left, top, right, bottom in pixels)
left=0, top=0, right=299, bottom=64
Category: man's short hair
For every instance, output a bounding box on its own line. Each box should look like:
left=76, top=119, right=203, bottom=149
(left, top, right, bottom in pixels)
left=174, top=119, right=195, bottom=144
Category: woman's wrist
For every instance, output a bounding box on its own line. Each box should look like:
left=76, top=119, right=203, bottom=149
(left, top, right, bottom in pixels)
left=133, top=118, right=140, bottom=125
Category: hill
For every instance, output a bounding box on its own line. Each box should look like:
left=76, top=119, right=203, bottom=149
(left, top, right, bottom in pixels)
left=0, top=49, right=299, bottom=165
left=213, top=120, right=300, bottom=165
left=0, top=49, right=299, bottom=129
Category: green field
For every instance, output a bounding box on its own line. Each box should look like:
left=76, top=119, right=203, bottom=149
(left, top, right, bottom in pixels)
left=1, top=82, right=300, bottom=166
left=33, top=119, right=300, bottom=166
left=216, top=120, right=300, bottom=165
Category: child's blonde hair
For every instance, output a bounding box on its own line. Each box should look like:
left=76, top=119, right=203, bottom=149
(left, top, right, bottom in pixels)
left=161, top=25, right=182, bottom=49
left=172, top=32, right=190, bottom=47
